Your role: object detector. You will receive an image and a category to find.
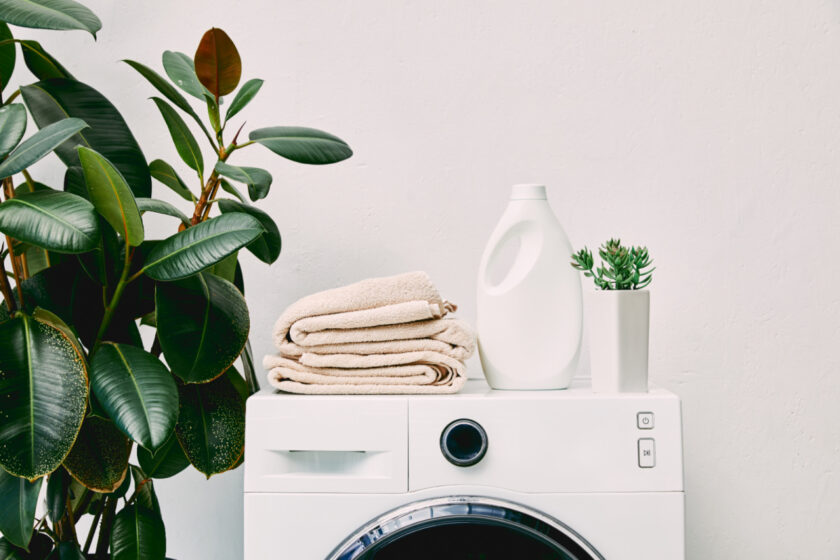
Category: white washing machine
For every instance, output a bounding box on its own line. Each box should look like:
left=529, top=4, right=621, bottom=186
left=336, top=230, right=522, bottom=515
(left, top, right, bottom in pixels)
left=243, top=379, right=684, bottom=559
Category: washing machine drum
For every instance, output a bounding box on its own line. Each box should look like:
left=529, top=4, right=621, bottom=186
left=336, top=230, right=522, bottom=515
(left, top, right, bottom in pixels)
left=328, top=497, right=603, bottom=560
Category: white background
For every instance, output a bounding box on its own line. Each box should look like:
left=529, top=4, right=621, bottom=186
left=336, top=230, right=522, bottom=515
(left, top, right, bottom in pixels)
left=9, top=1, right=840, bottom=558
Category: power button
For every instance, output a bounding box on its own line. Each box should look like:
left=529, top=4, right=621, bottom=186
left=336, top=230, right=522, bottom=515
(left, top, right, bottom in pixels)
left=637, top=412, right=654, bottom=429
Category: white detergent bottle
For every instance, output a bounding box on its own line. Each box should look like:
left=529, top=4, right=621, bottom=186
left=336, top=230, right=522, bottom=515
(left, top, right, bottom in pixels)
left=477, top=184, right=582, bottom=390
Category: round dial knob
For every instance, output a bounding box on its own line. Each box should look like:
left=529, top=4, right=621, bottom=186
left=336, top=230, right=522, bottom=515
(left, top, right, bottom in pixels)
left=440, top=419, right=488, bottom=467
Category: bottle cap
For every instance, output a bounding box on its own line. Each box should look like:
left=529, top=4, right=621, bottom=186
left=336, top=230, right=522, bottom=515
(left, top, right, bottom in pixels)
left=510, top=184, right=547, bottom=200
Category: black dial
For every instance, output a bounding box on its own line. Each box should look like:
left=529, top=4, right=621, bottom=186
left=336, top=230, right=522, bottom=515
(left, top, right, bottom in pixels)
left=440, top=419, right=488, bottom=467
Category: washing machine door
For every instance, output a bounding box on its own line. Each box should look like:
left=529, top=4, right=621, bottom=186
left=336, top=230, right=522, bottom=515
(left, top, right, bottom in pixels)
left=327, top=496, right=603, bottom=560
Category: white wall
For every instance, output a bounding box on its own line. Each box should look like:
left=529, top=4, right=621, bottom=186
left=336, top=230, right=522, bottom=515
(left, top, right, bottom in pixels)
left=14, top=1, right=840, bottom=558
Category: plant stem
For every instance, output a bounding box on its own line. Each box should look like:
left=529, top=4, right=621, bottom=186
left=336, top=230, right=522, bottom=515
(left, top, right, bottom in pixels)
left=91, top=246, right=133, bottom=353
left=94, top=496, right=117, bottom=558
left=83, top=507, right=102, bottom=554
left=0, top=247, right=16, bottom=314
left=2, top=89, right=19, bottom=105
left=21, top=170, right=36, bottom=192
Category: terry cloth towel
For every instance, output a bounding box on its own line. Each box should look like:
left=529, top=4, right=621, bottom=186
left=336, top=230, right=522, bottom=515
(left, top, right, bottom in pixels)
left=265, top=271, right=474, bottom=395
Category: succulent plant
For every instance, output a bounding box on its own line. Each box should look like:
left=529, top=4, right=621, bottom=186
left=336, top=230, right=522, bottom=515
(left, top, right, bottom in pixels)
left=571, top=238, right=654, bottom=290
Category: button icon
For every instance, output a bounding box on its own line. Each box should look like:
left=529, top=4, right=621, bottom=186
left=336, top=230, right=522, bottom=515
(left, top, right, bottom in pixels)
left=637, top=412, right=654, bottom=430
left=638, top=438, right=655, bottom=468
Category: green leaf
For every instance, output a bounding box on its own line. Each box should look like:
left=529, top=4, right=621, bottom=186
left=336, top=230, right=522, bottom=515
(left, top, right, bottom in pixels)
left=136, top=198, right=190, bottom=226
left=46, top=542, right=84, bottom=560
left=194, top=27, right=241, bottom=97
left=0, top=533, right=53, bottom=559
left=148, top=159, right=193, bottom=202
left=204, top=93, right=220, bottom=132
left=0, top=314, right=87, bottom=480
left=142, top=212, right=263, bottom=281
left=249, top=126, right=352, bottom=165
left=0, top=469, right=42, bottom=549
left=175, top=371, right=245, bottom=477
left=20, top=78, right=151, bottom=197
left=208, top=250, right=237, bottom=283
left=62, top=416, right=129, bottom=493
left=123, top=59, right=199, bottom=121
left=90, top=343, right=178, bottom=452
left=214, top=161, right=272, bottom=201
left=77, top=146, right=144, bottom=247
left=218, top=200, right=281, bottom=264
left=162, top=50, right=207, bottom=101
left=0, top=104, right=27, bottom=159
left=128, top=465, right=159, bottom=514
left=157, top=272, right=249, bottom=383
left=241, top=340, right=259, bottom=394
left=151, top=97, right=203, bottom=176
left=45, top=467, right=70, bottom=524
left=225, top=78, right=263, bottom=122
left=0, top=190, right=99, bottom=253
left=218, top=178, right=245, bottom=203
left=137, top=432, right=189, bottom=479
left=110, top=503, right=166, bottom=560
left=0, top=117, right=88, bottom=179
left=19, top=40, right=73, bottom=80
left=62, top=165, right=86, bottom=198
left=0, top=23, right=14, bottom=93
left=0, top=0, right=101, bottom=36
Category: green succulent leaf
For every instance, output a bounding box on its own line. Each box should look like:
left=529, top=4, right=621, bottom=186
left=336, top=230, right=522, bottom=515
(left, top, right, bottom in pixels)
left=194, top=27, right=241, bottom=98
left=62, top=416, right=129, bottom=493
left=21, top=78, right=151, bottom=197
left=136, top=432, right=189, bottom=479
left=214, top=161, right=272, bottom=201
left=249, top=126, right=352, bottom=165
left=77, top=146, right=144, bottom=247
left=0, top=469, right=42, bottom=550
left=0, top=0, right=101, bottom=36
left=110, top=503, right=166, bottom=560
left=0, top=314, right=87, bottom=481
left=0, top=104, right=27, bottom=160
left=19, top=40, right=73, bottom=80
left=136, top=197, right=190, bottom=226
left=90, top=343, right=179, bottom=452
left=142, top=212, right=263, bottom=281
left=162, top=50, right=208, bottom=101
left=151, top=97, right=203, bottom=176
left=148, top=159, right=194, bottom=202
left=0, top=117, right=88, bottom=179
left=218, top=199, right=281, bottom=264
left=0, top=23, right=14, bottom=93
left=0, top=190, right=99, bottom=253
left=175, top=370, right=246, bottom=477
left=157, top=272, right=250, bottom=383
left=225, top=78, right=263, bottom=122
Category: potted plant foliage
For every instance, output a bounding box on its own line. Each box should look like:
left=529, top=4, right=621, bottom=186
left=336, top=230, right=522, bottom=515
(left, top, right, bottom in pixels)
left=0, top=2, right=351, bottom=558
left=570, top=239, right=654, bottom=393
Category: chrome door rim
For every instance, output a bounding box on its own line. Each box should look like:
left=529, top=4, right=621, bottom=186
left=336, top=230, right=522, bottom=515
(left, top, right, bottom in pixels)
left=326, top=495, right=605, bottom=560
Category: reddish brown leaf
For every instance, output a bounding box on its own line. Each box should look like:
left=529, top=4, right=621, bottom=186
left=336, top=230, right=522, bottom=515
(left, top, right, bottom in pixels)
left=194, top=28, right=241, bottom=97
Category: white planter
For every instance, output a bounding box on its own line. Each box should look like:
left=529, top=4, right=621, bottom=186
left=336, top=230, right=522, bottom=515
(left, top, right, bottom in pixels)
left=587, top=290, right=650, bottom=393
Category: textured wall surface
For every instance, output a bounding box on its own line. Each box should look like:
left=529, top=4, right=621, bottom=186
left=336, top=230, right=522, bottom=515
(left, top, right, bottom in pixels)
left=12, top=1, right=840, bottom=557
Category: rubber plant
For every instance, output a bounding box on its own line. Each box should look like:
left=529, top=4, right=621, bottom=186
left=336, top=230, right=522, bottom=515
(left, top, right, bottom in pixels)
left=0, top=3, right=352, bottom=558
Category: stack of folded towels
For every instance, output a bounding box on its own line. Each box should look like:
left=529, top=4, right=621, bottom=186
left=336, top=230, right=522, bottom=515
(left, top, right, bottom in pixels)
left=263, top=271, right=475, bottom=394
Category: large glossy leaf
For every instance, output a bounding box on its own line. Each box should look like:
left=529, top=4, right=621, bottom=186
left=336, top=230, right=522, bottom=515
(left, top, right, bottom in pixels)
left=157, top=272, right=250, bottom=383
left=175, top=371, right=245, bottom=477
left=62, top=165, right=85, bottom=198
left=136, top=198, right=190, bottom=226
left=77, top=146, right=144, bottom=246
left=152, top=97, right=203, bottom=176
left=0, top=190, right=99, bottom=253
left=62, top=416, right=129, bottom=493
left=142, top=212, right=263, bottom=281
left=46, top=542, right=84, bottom=560
left=110, top=503, right=165, bottom=560
left=148, top=159, right=193, bottom=201
left=90, top=343, right=178, bottom=452
left=0, top=118, right=88, bottom=179
left=0, top=534, right=53, bottom=559
left=218, top=199, right=280, bottom=264
left=0, top=314, right=87, bottom=480
left=0, top=104, right=27, bottom=159
left=0, top=469, right=42, bottom=549
left=249, top=126, right=352, bottom=165
left=0, top=23, right=14, bottom=93
left=162, top=50, right=206, bottom=101
left=214, top=161, right=272, bottom=201
left=20, top=79, right=151, bottom=197
left=137, top=432, right=189, bottom=479
left=0, top=0, right=101, bottom=36
left=129, top=465, right=159, bottom=514
left=194, top=28, right=241, bottom=97
left=19, top=40, right=73, bottom=80
left=45, top=467, right=70, bottom=524
left=224, top=78, right=262, bottom=122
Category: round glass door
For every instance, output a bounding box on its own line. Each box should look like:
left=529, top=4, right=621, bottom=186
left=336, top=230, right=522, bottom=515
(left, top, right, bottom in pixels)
left=327, top=497, right=603, bottom=560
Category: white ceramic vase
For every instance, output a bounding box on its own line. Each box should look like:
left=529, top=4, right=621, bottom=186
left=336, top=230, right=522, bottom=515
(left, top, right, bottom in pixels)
left=587, top=290, right=650, bottom=393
